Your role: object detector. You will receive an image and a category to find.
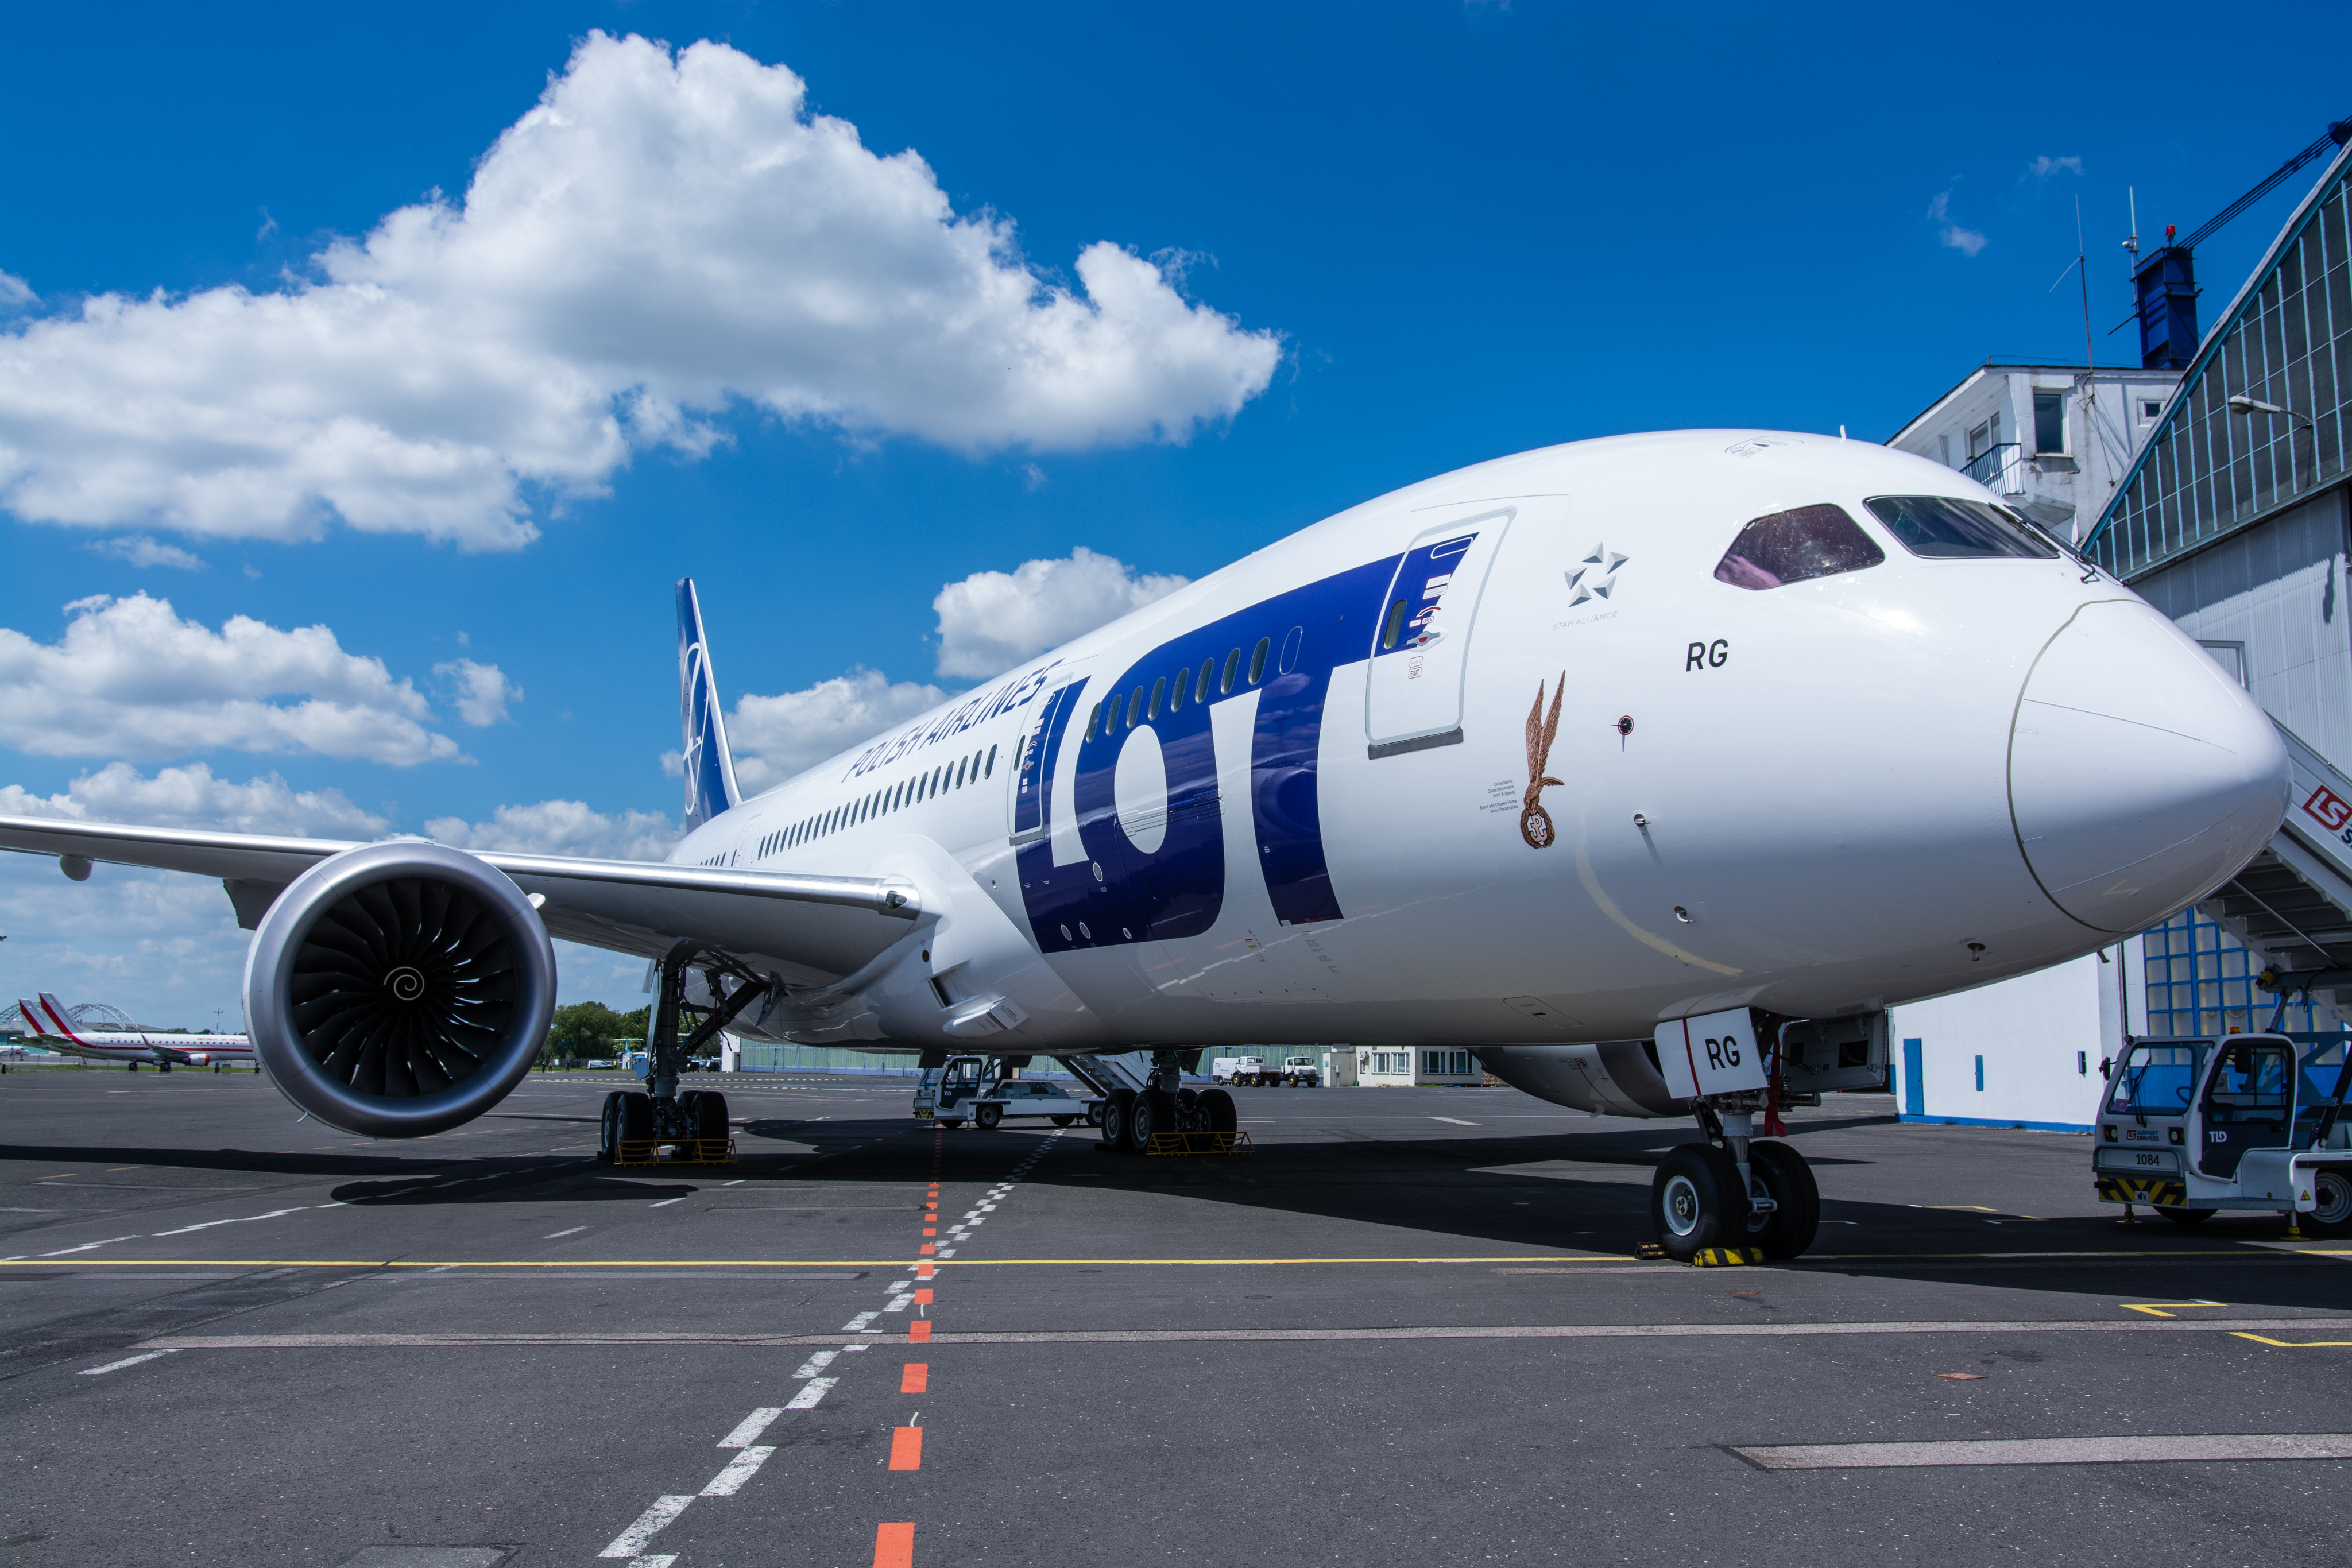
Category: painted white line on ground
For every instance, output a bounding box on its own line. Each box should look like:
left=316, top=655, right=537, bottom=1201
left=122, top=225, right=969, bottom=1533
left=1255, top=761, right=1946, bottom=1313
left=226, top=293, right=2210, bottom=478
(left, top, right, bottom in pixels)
left=718, top=1409, right=784, bottom=1449
left=649, top=1197, right=686, bottom=1209
left=841, top=1311, right=879, bottom=1332
left=784, top=1377, right=837, bottom=1410
left=791, top=1350, right=840, bottom=1380
left=38, top=1236, right=139, bottom=1257
left=1735, top=1433, right=2352, bottom=1469
left=600, top=1495, right=693, bottom=1558
left=545, top=1226, right=586, bottom=1238
left=1432, top=1117, right=1478, bottom=1126
left=700, top=1445, right=775, bottom=1496
left=80, top=1349, right=180, bottom=1376
left=884, top=1293, right=914, bottom=1313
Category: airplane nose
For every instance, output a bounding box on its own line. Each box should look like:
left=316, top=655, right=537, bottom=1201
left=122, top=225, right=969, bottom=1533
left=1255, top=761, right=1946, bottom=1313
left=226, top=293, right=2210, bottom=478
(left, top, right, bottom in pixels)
left=2008, top=599, right=2289, bottom=935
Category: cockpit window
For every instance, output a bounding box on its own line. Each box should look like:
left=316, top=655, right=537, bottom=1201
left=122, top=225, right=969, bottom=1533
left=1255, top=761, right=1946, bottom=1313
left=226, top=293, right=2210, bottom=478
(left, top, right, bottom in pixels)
left=1864, top=495, right=2059, bottom=560
left=1712, top=504, right=1885, bottom=591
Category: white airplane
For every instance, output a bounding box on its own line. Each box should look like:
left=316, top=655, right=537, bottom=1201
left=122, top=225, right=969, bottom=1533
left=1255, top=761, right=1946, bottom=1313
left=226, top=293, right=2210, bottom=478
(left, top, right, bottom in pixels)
left=15, top=992, right=254, bottom=1070
left=0, top=431, right=2288, bottom=1257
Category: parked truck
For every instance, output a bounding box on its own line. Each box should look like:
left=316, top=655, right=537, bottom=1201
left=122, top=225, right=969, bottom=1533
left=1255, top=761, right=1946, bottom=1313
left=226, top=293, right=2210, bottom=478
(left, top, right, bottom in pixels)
left=1212, top=1054, right=1321, bottom=1087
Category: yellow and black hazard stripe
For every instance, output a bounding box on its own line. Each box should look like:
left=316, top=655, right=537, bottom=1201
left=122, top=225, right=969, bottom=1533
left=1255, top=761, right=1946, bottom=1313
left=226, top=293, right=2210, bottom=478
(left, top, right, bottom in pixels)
left=1690, top=1246, right=1765, bottom=1267
left=2096, top=1176, right=2186, bottom=1207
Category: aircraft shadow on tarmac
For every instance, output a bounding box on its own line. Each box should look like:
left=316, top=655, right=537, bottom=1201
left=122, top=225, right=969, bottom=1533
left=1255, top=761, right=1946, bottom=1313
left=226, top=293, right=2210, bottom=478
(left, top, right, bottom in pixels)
left=10, top=1118, right=2343, bottom=1311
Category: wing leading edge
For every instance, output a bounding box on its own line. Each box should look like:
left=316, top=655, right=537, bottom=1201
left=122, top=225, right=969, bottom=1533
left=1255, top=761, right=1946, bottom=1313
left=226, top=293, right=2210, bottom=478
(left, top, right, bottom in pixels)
left=0, top=815, right=923, bottom=987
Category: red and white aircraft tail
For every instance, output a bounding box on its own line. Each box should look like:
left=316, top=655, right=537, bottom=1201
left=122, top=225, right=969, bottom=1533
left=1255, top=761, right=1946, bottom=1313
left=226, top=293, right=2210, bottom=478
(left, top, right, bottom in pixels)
left=18, top=992, right=253, bottom=1068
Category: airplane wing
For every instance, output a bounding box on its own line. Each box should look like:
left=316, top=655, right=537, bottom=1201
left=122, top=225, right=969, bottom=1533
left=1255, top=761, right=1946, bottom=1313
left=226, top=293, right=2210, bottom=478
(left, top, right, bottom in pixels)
left=0, top=816, right=924, bottom=987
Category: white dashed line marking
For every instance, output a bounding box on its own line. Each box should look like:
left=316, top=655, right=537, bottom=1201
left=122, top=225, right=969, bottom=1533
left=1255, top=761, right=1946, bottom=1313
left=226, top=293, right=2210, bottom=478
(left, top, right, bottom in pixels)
left=545, top=1226, right=586, bottom=1239
left=700, top=1445, right=775, bottom=1496
left=39, top=1236, right=140, bottom=1257
left=80, top=1349, right=180, bottom=1376
left=649, top=1197, right=687, bottom=1209
left=784, top=1377, right=837, bottom=1410
left=1432, top=1117, right=1478, bottom=1126
left=842, top=1311, right=879, bottom=1332
left=791, top=1350, right=840, bottom=1380
left=717, top=1408, right=784, bottom=1449
left=599, top=1495, right=693, bottom=1558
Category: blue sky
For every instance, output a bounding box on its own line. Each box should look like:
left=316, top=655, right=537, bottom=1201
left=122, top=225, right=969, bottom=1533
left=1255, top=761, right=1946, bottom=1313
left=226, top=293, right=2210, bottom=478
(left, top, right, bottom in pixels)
left=5, top=2, right=2349, bottom=1024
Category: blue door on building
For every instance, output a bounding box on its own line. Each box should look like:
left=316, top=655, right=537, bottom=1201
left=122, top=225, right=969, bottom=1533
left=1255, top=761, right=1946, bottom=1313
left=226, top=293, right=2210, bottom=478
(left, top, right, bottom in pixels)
left=1902, top=1038, right=1924, bottom=1117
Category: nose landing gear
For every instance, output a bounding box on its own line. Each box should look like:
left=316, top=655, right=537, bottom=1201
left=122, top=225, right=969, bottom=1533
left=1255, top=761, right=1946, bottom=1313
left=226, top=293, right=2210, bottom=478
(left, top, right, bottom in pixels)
left=1646, top=1098, right=1820, bottom=1263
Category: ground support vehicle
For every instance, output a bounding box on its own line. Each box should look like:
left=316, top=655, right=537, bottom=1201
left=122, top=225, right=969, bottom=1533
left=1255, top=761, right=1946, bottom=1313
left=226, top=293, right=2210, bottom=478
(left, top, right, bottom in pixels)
left=2094, top=1029, right=2352, bottom=1234
left=914, top=1055, right=1102, bottom=1129
left=1212, top=1054, right=1319, bottom=1087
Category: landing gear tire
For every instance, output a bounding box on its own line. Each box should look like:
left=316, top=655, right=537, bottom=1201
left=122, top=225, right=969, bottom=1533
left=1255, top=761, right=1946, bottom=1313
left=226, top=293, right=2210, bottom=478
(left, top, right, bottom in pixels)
left=1200, top=1087, right=1237, bottom=1135
left=618, top=1091, right=653, bottom=1145
left=1743, top=1140, right=1820, bottom=1260
left=975, top=1102, right=1003, bottom=1130
left=1051, top=1115, right=1076, bottom=1128
left=596, top=1091, right=624, bottom=1163
left=1649, top=1143, right=1748, bottom=1262
left=693, top=1090, right=729, bottom=1141
left=1125, top=1088, right=1162, bottom=1154
left=1100, top=1087, right=1134, bottom=1151
left=2306, top=1169, right=2352, bottom=1238
left=2156, top=1205, right=2218, bottom=1226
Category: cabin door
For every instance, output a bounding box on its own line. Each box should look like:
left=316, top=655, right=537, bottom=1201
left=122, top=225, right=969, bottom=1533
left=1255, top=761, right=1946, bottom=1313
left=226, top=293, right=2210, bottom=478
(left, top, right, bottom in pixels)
left=1365, top=508, right=1513, bottom=757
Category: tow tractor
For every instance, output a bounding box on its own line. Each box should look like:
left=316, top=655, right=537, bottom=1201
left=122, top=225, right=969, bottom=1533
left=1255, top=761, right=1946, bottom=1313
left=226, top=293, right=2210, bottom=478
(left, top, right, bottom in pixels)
left=914, top=1054, right=1102, bottom=1130
left=2094, top=1025, right=2352, bottom=1234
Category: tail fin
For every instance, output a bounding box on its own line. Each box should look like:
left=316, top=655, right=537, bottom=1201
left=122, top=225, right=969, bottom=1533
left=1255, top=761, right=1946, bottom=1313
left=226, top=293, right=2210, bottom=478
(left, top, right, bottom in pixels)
left=36, top=993, right=82, bottom=1043
left=676, top=578, right=741, bottom=832
left=16, top=1000, right=48, bottom=1037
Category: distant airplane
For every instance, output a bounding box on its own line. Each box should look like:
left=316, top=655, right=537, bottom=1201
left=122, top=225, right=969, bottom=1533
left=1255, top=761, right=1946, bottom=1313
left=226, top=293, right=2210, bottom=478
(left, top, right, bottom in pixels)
left=0, top=431, right=2288, bottom=1257
left=16, top=993, right=254, bottom=1071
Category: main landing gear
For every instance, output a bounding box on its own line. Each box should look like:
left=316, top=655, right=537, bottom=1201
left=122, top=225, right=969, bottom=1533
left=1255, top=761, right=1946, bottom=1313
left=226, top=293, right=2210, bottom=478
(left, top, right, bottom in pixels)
left=1097, top=1050, right=1237, bottom=1156
left=595, top=940, right=768, bottom=1167
left=1647, top=1098, right=1820, bottom=1262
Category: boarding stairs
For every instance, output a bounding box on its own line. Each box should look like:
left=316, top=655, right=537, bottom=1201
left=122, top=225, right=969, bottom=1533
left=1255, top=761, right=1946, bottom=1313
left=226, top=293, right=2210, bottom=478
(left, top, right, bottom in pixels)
left=2200, top=721, right=2352, bottom=1012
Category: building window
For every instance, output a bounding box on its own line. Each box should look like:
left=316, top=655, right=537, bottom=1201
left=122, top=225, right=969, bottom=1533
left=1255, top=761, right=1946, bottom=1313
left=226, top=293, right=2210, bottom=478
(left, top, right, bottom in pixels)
left=2033, top=390, right=2068, bottom=455
left=2141, top=909, right=2331, bottom=1037
left=2141, top=398, right=2163, bottom=421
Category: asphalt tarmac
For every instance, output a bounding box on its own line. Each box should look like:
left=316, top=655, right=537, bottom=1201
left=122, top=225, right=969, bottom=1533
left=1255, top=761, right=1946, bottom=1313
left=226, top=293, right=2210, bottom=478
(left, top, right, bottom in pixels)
left=3, top=1067, right=2349, bottom=1568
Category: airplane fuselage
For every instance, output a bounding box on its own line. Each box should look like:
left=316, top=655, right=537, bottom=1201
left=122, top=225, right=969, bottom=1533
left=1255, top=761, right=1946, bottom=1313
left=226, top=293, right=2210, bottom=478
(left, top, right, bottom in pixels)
left=667, top=431, right=2284, bottom=1060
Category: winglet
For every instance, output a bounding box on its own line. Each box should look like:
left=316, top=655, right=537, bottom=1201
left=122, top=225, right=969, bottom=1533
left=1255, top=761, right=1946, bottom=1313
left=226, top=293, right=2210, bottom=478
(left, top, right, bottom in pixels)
left=677, top=579, right=742, bottom=832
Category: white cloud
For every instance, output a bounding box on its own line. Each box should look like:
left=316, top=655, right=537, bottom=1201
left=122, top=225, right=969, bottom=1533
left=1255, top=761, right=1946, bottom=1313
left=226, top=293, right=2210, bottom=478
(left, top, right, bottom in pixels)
left=933, top=546, right=1187, bottom=679
left=0, top=858, right=252, bottom=1028
left=2028, top=155, right=2083, bottom=180
left=0, top=593, right=463, bottom=765
left=424, top=798, right=679, bottom=862
left=434, top=657, right=520, bottom=726
left=0, top=761, right=389, bottom=838
left=0, top=33, right=1282, bottom=552
left=88, top=534, right=205, bottom=570
left=1927, top=189, right=1988, bottom=257
left=727, top=669, right=948, bottom=792
left=0, top=272, right=33, bottom=309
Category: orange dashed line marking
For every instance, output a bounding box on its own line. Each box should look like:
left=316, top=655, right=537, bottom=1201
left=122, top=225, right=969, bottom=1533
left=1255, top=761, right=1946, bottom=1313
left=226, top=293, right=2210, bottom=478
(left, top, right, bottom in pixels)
left=912, top=1289, right=933, bottom=1305
left=889, top=1426, right=923, bottom=1470
left=909, top=1321, right=933, bottom=1343
left=902, top=1362, right=928, bottom=1393
left=920, top=1244, right=936, bottom=1256
left=915, top=1263, right=934, bottom=1280
left=873, top=1521, right=915, bottom=1567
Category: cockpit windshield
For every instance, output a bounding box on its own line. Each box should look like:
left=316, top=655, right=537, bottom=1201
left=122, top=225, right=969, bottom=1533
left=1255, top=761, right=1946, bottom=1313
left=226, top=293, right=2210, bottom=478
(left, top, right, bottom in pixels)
left=1864, top=495, right=2059, bottom=560
left=2106, top=1041, right=2207, bottom=1118
left=1712, top=504, right=1886, bottom=590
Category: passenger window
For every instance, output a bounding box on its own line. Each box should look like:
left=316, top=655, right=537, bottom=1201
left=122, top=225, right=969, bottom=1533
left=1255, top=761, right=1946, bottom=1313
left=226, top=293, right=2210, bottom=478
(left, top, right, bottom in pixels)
left=1864, top=495, right=2059, bottom=560
left=955, top=758, right=967, bottom=788
left=1150, top=677, right=1166, bottom=718
left=1382, top=598, right=1409, bottom=650
left=1198, top=659, right=1214, bottom=703
left=1128, top=686, right=1144, bottom=727
left=1168, top=671, right=1187, bottom=712
left=1248, top=637, right=1270, bottom=685
left=1088, top=703, right=1102, bottom=740
left=985, top=744, right=996, bottom=777
left=1713, top=504, right=1886, bottom=591
left=1222, top=649, right=1240, bottom=693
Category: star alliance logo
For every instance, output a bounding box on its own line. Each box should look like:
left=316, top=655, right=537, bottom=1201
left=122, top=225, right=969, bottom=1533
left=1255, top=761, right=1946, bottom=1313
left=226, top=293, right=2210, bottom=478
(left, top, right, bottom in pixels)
left=1566, top=544, right=1628, bottom=607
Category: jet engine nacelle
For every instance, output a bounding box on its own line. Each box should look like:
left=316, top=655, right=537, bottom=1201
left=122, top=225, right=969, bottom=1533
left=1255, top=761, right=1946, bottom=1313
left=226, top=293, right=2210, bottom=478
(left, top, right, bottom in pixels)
left=242, top=841, right=557, bottom=1138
